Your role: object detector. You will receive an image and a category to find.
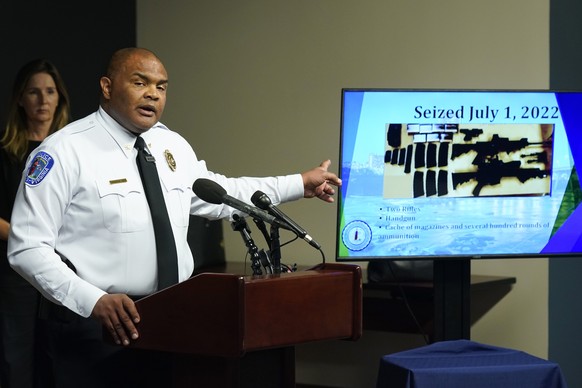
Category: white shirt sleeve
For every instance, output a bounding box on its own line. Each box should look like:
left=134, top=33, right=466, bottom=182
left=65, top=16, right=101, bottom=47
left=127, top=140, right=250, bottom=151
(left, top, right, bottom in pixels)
left=8, top=143, right=106, bottom=318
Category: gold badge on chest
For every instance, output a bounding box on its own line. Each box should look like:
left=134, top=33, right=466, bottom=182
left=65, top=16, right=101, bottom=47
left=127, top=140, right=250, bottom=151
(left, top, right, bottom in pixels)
left=164, top=150, right=176, bottom=171
left=164, top=150, right=176, bottom=172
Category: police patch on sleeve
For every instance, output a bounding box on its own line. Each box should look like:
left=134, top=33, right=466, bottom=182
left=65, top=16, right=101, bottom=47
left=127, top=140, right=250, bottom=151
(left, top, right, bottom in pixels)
left=25, top=151, right=54, bottom=186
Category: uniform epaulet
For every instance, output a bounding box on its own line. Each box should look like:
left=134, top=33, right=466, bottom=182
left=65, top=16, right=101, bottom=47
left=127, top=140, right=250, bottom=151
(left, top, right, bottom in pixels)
left=62, top=120, right=97, bottom=135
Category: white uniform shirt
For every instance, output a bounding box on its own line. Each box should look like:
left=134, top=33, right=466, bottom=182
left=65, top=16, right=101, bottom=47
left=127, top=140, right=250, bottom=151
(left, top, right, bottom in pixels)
left=7, top=107, right=303, bottom=317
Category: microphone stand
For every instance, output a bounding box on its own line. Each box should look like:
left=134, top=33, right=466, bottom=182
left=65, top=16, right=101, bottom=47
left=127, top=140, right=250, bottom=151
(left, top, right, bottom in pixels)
left=252, top=217, right=274, bottom=274
left=231, top=214, right=263, bottom=276
left=270, top=224, right=282, bottom=274
left=252, top=217, right=272, bottom=248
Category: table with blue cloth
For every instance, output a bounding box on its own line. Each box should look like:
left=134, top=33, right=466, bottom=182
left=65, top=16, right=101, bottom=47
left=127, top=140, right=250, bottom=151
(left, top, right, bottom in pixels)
left=377, top=339, right=567, bottom=388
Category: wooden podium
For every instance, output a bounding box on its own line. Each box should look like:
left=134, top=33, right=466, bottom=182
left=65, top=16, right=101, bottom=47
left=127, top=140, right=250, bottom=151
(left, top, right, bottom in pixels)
left=123, top=262, right=362, bottom=387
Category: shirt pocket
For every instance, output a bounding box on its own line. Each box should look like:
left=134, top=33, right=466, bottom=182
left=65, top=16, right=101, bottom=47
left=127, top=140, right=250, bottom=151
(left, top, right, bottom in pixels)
left=160, top=173, right=192, bottom=227
left=96, top=178, right=150, bottom=233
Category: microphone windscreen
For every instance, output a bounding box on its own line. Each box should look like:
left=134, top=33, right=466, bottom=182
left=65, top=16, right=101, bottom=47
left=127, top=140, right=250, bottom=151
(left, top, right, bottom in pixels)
left=251, top=190, right=272, bottom=210
left=193, top=178, right=226, bottom=204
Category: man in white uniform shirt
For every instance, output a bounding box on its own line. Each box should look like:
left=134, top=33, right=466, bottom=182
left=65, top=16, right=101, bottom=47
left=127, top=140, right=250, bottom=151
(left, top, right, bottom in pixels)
left=7, top=47, right=341, bottom=387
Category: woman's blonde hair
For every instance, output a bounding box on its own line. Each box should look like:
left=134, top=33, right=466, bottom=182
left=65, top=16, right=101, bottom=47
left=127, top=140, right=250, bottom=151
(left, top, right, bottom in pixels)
left=1, top=59, right=71, bottom=160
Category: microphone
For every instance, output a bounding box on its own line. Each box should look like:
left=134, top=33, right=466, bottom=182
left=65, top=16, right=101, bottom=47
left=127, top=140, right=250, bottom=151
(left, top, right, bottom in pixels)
left=193, top=178, right=292, bottom=230
left=251, top=190, right=321, bottom=250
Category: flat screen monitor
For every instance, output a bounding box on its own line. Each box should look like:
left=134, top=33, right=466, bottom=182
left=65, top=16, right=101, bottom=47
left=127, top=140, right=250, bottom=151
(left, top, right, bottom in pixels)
left=336, top=89, right=582, bottom=261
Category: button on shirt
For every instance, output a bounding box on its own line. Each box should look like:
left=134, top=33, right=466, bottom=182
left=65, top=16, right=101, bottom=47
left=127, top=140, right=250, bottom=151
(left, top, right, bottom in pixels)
left=7, top=107, right=303, bottom=317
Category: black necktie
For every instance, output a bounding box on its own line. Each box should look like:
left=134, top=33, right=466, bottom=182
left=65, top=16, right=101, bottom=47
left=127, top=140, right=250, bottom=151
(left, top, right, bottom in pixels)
left=134, top=136, right=178, bottom=290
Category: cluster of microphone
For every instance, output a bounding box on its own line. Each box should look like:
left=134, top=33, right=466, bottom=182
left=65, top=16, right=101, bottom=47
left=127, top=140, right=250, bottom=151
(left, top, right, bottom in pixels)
left=192, top=178, right=322, bottom=259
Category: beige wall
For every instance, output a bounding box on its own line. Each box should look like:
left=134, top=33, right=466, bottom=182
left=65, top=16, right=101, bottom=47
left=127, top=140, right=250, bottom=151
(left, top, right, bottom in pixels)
left=138, top=1, right=550, bottom=386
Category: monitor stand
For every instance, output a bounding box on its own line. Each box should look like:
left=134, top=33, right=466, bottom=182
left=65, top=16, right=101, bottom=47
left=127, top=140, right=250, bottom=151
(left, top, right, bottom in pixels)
left=432, top=259, right=471, bottom=341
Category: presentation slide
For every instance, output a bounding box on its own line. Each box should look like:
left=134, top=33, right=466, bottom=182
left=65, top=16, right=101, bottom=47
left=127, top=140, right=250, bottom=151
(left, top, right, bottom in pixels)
left=337, top=90, right=582, bottom=260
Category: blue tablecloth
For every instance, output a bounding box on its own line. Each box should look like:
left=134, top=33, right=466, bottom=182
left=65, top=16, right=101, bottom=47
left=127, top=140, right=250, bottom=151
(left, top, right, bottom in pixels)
left=377, top=340, right=567, bottom=388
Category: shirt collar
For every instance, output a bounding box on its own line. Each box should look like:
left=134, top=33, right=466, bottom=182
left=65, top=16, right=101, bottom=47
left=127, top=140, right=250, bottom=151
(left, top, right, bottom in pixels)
left=96, top=106, right=166, bottom=158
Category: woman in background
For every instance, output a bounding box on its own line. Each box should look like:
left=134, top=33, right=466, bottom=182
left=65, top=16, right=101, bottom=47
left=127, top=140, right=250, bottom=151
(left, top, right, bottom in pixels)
left=0, top=59, right=70, bottom=388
